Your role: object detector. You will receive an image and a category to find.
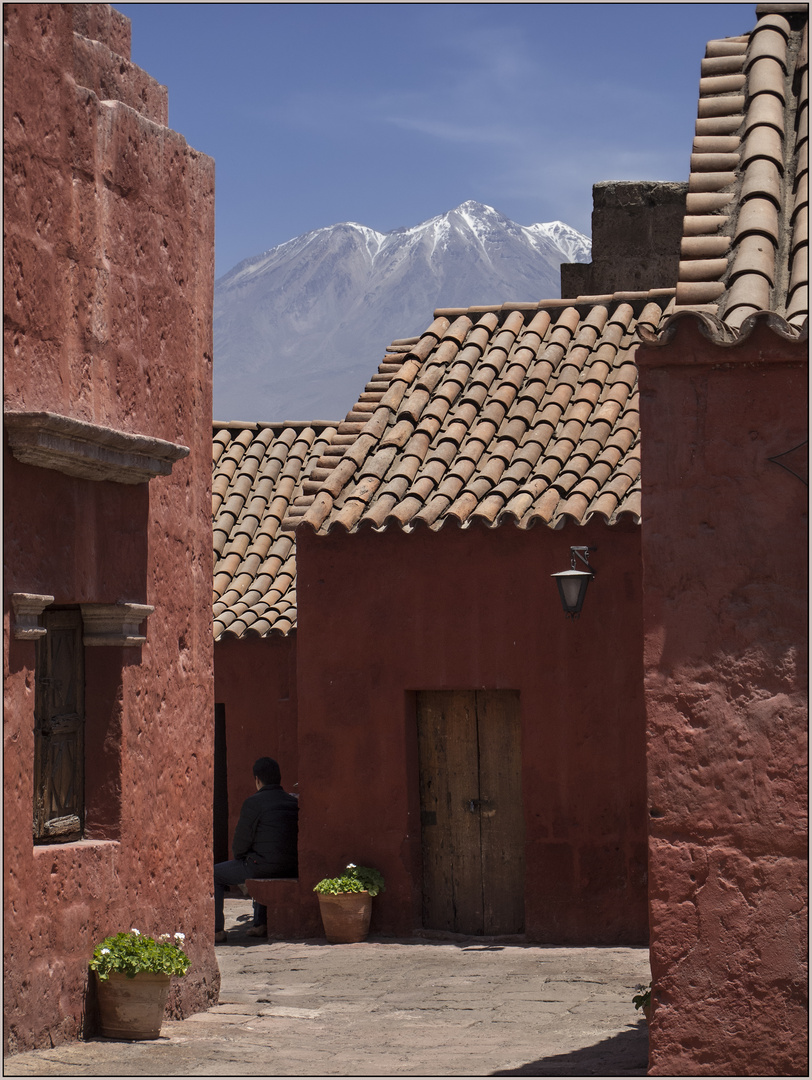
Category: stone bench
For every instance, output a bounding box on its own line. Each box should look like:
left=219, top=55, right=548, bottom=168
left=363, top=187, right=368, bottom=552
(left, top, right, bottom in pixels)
left=244, top=878, right=305, bottom=938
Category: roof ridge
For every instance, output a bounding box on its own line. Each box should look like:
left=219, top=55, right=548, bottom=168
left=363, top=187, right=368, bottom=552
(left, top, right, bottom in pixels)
left=433, top=289, right=676, bottom=323
left=213, top=419, right=339, bottom=432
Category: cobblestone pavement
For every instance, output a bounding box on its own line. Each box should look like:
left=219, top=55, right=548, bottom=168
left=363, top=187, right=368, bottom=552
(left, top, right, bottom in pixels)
left=5, top=901, right=651, bottom=1076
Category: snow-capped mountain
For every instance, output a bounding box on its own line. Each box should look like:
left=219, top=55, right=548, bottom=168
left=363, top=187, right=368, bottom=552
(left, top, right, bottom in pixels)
left=213, top=201, right=591, bottom=421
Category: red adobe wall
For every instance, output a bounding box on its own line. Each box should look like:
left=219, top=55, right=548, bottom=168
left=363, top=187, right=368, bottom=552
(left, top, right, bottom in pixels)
left=214, top=634, right=299, bottom=848
left=294, top=519, right=648, bottom=942
left=3, top=4, right=217, bottom=1054
left=638, top=316, right=808, bottom=1076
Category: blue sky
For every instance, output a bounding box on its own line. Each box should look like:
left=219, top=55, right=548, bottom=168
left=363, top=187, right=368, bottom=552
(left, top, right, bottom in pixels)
left=117, top=2, right=754, bottom=279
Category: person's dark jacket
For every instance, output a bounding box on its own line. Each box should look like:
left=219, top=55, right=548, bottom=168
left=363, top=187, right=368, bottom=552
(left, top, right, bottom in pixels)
left=232, top=784, right=298, bottom=877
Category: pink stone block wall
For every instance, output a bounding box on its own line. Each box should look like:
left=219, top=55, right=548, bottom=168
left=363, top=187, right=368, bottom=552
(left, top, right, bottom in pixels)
left=639, top=317, right=808, bottom=1076
left=3, top=4, right=217, bottom=1054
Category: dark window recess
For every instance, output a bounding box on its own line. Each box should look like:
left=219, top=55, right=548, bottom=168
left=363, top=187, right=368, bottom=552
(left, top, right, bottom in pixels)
left=34, top=609, right=85, bottom=843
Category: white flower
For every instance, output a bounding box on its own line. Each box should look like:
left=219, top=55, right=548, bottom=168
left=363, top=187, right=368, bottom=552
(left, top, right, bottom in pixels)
left=158, top=933, right=170, bottom=941
left=131, top=928, right=140, bottom=935
left=101, top=948, right=111, bottom=955
left=174, top=932, right=185, bottom=941
left=347, top=863, right=356, bottom=869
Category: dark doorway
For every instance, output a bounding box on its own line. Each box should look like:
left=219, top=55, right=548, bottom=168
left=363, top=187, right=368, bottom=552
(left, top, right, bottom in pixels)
left=213, top=703, right=229, bottom=863
left=417, top=689, right=524, bottom=935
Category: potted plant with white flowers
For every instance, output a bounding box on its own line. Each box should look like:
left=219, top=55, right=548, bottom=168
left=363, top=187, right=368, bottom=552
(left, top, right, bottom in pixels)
left=89, top=928, right=190, bottom=1039
left=313, top=863, right=385, bottom=943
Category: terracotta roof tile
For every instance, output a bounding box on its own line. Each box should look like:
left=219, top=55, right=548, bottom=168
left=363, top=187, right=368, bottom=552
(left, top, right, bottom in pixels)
left=673, top=6, right=808, bottom=328
left=211, top=350, right=414, bottom=639
left=744, top=92, right=787, bottom=133
left=685, top=191, right=737, bottom=215
left=697, top=93, right=746, bottom=118
left=730, top=233, right=777, bottom=281
left=212, top=420, right=339, bottom=639
left=701, top=53, right=749, bottom=76
left=291, top=292, right=675, bottom=536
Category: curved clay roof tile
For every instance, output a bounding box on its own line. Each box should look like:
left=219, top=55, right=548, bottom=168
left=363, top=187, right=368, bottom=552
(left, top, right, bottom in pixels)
left=740, top=158, right=784, bottom=204
left=745, top=27, right=790, bottom=71
left=741, top=125, right=785, bottom=169
left=698, top=94, right=746, bottom=118
left=730, top=234, right=777, bottom=283
left=735, top=197, right=781, bottom=238
left=747, top=56, right=788, bottom=98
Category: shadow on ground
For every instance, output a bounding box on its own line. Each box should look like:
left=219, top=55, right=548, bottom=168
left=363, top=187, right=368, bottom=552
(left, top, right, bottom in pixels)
left=491, top=1023, right=648, bottom=1077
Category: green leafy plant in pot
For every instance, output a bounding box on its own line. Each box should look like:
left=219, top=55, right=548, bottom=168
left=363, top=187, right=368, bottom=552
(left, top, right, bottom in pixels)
left=89, top=928, right=190, bottom=1039
left=313, top=864, right=385, bottom=943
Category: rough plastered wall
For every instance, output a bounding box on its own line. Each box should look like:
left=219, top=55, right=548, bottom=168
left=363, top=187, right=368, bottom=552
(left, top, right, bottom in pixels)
left=3, top=3, right=217, bottom=1054
left=638, top=316, right=808, bottom=1076
left=295, top=520, right=648, bottom=943
left=560, top=181, right=688, bottom=298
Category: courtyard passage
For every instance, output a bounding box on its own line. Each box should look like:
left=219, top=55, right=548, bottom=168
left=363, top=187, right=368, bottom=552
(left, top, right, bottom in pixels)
left=6, top=900, right=650, bottom=1076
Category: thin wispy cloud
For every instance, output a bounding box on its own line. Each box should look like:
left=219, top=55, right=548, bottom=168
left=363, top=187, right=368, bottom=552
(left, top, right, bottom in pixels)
left=384, top=115, right=522, bottom=147
left=117, top=1, right=755, bottom=273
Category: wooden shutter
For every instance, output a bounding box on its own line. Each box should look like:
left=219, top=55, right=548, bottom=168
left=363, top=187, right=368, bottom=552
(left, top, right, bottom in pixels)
left=34, top=609, right=84, bottom=842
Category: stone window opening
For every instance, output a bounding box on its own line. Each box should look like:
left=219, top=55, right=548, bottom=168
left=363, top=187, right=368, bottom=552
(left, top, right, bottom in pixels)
left=33, top=609, right=85, bottom=843
left=33, top=602, right=154, bottom=845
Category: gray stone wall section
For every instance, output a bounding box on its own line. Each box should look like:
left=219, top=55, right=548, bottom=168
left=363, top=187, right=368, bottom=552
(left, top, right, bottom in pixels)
left=561, top=181, right=688, bottom=297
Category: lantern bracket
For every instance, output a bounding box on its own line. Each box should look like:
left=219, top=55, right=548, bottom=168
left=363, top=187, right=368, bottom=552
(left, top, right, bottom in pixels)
left=570, top=546, right=596, bottom=573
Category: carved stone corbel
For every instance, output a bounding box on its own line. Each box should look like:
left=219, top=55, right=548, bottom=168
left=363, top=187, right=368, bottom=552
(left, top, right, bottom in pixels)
left=11, top=593, right=55, bottom=639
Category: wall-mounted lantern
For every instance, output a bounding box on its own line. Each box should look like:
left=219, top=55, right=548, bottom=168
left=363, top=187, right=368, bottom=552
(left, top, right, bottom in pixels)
left=551, top=547, right=596, bottom=618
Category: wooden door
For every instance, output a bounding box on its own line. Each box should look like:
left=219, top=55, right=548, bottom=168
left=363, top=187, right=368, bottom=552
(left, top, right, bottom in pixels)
left=417, top=690, right=524, bottom=935
left=34, top=609, right=84, bottom=842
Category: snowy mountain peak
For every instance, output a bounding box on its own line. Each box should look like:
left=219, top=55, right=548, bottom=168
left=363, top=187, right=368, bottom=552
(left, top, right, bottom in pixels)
left=214, top=203, right=591, bottom=421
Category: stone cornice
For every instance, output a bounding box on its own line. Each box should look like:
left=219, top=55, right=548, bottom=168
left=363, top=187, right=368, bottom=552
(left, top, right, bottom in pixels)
left=80, top=603, right=154, bottom=646
left=4, top=411, right=189, bottom=484
left=637, top=310, right=809, bottom=352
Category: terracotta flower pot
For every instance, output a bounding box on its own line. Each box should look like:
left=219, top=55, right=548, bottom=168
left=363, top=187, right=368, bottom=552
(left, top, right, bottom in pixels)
left=95, top=971, right=171, bottom=1040
left=317, top=890, right=372, bottom=943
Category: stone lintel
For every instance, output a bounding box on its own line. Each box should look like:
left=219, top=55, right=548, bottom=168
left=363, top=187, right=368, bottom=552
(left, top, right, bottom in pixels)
left=4, top=411, right=190, bottom=484
left=11, top=593, right=55, bottom=639
left=80, top=603, right=154, bottom=646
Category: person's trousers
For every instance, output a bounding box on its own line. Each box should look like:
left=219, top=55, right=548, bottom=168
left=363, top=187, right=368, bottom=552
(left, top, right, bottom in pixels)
left=213, top=858, right=267, bottom=931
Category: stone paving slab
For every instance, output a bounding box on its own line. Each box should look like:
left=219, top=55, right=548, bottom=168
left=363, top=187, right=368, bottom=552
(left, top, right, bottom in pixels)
left=5, top=901, right=651, bottom=1076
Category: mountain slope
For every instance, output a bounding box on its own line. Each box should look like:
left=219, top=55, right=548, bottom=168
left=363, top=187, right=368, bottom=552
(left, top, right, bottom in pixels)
left=214, top=201, right=591, bottom=421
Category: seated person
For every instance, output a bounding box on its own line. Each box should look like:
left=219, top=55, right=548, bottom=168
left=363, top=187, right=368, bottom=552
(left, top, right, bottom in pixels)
left=214, top=756, right=298, bottom=941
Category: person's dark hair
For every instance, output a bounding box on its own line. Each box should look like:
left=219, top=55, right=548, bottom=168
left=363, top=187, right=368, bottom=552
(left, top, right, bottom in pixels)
left=253, top=757, right=281, bottom=786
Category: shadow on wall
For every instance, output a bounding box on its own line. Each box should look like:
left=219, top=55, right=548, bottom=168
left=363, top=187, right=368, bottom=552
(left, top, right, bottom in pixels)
left=490, top=1022, right=648, bottom=1076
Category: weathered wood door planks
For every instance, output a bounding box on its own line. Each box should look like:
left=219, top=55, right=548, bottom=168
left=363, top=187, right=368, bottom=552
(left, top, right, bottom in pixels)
left=477, top=689, right=524, bottom=934
left=417, top=689, right=524, bottom=935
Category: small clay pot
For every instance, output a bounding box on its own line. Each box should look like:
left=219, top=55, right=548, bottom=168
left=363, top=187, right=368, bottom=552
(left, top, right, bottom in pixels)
left=95, top=971, right=171, bottom=1040
left=316, top=890, right=372, bottom=943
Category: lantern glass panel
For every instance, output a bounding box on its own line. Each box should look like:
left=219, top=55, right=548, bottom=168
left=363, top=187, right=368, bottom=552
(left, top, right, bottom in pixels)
left=551, top=568, right=592, bottom=615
